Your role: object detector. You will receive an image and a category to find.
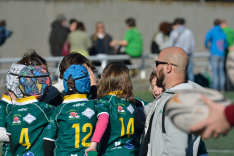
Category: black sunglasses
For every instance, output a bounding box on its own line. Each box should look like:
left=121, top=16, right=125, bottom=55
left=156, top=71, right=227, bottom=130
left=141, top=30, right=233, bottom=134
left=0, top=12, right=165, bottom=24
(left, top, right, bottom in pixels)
left=155, top=60, right=177, bottom=67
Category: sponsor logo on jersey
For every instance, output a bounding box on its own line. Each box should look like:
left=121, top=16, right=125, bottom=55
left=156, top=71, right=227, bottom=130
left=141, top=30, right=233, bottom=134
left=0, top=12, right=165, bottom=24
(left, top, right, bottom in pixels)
left=49, top=119, right=54, bottom=123
left=111, top=141, right=122, bottom=150
left=47, top=125, right=51, bottom=129
left=98, top=99, right=106, bottom=104
left=115, top=141, right=121, bottom=146
left=117, top=106, right=125, bottom=113
left=69, top=112, right=80, bottom=119
left=96, top=103, right=104, bottom=107
left=124, top=140, right=134, bottom=149
left=23, top=113, right=36, bottom=124
left=73, top=103, right=85, bottom=107
left=18, top=108, right=28, bottom=112
left=82, top=108, right=95, bottom=119
left=127, top=105, right=134, bottom=114
left=45, top=104, right=54, bottom=110
left=23, top=152, right=34, bottom=156
left=13, top=117, right=21, bottom=124
left=71, top=154, right=77, bottom=156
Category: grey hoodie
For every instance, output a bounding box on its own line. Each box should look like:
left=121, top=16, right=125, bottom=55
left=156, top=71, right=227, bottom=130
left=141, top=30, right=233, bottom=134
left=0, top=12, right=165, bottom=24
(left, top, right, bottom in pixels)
left=136, top=81, right=202, bottom=156
left=168, top=25, right=195, bottom=54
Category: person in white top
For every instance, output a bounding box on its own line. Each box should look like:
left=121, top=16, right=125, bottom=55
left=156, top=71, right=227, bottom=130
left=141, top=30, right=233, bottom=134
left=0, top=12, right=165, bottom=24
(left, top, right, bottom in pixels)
left=168, top=18, right=196, bottom=82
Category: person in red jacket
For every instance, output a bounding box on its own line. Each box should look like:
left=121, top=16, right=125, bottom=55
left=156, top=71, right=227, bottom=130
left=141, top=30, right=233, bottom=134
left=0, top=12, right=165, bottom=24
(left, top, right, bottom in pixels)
left=190, top=96, right=234, bottom=139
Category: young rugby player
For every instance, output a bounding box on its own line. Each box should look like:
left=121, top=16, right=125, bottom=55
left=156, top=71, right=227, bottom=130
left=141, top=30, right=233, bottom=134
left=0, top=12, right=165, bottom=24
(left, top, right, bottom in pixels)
left=0, top=64, right=27, bottom=156
left=6, top=66, right=53, bottom=156
left=149, top=71, right=164, bottom=99
left=85, top=62, right=137, bottom=156
left=18, top=50, right=63, bottom=105
left=43, top=64, right=97, bottom=156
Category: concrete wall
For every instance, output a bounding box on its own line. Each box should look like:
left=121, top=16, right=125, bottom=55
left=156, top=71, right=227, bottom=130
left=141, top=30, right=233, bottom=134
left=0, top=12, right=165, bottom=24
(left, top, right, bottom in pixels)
left=0, top=1, right=234, bottom=64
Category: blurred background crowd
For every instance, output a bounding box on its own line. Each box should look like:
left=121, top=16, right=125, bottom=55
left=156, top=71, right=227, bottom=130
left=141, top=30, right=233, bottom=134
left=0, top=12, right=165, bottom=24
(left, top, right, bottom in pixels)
left=46, top=14, right=234, bottom=92
left=1, top=0, right=234, bottom=92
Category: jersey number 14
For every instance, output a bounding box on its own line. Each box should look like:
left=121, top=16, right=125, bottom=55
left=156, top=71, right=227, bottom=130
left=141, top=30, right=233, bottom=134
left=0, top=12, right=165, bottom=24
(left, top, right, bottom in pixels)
left=119, top=118, right=134, bottom=138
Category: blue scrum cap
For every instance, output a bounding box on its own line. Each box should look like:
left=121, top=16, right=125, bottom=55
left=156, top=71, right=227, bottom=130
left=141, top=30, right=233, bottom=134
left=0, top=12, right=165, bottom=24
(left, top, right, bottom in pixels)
left=63, top=64, right=90, bottom=94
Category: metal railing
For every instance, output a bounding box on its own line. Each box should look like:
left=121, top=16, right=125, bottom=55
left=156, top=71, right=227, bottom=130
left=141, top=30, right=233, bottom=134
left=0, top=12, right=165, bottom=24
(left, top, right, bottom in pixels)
left=0, top=53, right=210, bottom=79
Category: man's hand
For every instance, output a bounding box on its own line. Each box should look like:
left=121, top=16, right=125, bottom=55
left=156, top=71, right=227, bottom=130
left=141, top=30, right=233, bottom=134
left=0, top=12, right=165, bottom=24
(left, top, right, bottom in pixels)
left=190, top=95, right=231, bottom=139
left=85, top=142, right=98, bottom=156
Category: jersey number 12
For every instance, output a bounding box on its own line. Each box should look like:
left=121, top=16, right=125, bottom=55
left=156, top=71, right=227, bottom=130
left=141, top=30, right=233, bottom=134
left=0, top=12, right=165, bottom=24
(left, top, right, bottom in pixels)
left=72, top=123, right=93, bottom=148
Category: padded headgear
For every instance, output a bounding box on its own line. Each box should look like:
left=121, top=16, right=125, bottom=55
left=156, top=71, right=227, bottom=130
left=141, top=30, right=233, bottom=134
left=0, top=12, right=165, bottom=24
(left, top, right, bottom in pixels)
left=63, top=64, right=90, bottom=94
left=6, top=64, right=27, bottom=98
left=18, top=66, right=51, bottom=99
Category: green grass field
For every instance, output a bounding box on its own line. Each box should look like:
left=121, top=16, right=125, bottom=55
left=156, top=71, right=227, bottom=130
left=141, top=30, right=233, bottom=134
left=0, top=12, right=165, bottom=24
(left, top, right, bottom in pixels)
left=1, top=91, right=233, bottom=155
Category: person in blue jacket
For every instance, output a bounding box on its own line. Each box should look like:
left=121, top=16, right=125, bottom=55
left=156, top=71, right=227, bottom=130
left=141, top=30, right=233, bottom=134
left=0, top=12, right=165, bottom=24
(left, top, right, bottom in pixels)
left=205, top=19, right=228, bottom=91
left=0, top=20, right=12, bottom=46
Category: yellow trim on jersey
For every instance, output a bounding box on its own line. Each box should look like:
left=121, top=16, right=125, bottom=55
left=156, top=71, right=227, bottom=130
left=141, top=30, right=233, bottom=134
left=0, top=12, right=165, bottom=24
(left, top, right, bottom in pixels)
left=2, top=94, right=11, bottom=103
left=16, top=96, right=38, bottom=105
left=107, top=91, right=122, bottom=95
left=64, top=94, right=88, bottom=101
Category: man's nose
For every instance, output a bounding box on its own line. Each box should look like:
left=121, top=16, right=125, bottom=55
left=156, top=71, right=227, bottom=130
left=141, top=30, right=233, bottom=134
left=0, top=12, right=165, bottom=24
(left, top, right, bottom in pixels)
left=154, top=66, right=157, bottom=71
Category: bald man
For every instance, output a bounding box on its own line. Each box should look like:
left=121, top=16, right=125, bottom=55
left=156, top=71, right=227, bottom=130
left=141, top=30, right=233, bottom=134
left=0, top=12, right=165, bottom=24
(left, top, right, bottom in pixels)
left=136, top=47, right=206, bottom=156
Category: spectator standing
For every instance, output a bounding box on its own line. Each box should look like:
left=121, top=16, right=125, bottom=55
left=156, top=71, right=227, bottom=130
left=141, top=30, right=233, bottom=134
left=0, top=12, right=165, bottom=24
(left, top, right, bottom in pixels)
left=62, top=19, right=79, bottom=57
left=69, top=19, right=78, bottom=32
left=220, top=19, right=234, bottom=90
left=168, top=18, right=195, bottom=82
left=68, top=22, right=91, bottom=57
left=77, top=21, right=86, bottom=31
left=110, top=17, right=143, bottom=76
left=151, top=22, right=171, bottom=54
left=0, top=20, right=12, bottom=47
left=49, top=14, right=69, bottom=56
left=205, top=19, right=228, bottom=91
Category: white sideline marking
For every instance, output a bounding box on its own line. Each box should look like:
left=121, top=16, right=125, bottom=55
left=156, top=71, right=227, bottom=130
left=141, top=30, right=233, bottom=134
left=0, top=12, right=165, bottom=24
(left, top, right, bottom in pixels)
left=207, top=149, right=234, bottom=153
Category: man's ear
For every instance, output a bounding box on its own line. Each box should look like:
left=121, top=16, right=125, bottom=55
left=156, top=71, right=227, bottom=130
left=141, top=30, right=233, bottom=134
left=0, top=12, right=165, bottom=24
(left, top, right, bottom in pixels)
left=165, top=64, right=172, bottom=74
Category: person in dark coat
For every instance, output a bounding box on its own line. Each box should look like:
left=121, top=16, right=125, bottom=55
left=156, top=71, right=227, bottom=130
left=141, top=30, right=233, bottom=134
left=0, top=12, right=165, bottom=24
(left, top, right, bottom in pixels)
left=49, top=14, right=69, bottom=56
left=90, top=22, right=113, bottom=56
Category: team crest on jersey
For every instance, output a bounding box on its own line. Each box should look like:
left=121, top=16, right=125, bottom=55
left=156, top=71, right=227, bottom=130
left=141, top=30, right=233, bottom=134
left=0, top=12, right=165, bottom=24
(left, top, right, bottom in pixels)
left=13, top=116, right=21, bottom=124
left=82, top=108, right=95, bottom=119
left=23, top=152, right=34, bottom=156
left=124, top=140, right=134, bottom=149
left=117, top=106, right=125, bottom=113
left=69, top=112, right=80, bottom=119
left=127, top=105, right=134, bottom=114
left=23, top=113, right=36, bottom=124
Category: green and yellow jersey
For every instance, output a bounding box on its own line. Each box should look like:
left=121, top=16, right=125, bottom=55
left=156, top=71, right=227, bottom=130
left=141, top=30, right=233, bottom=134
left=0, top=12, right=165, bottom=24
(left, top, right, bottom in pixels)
left=0, top=94, right=14, bottom=156
left=96, top=92, right=137, bottom=156
left=44, top=94, right=97, bottom=156
left=6, top=96, right=54, bottom=156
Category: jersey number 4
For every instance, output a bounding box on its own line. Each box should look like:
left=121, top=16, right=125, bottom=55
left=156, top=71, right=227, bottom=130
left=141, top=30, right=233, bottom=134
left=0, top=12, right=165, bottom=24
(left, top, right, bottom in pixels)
left=19, top=128, right=31, bottom=149
left=119, top=118, right=134, bottom=138
left=72, top=123, right=93, bottom=148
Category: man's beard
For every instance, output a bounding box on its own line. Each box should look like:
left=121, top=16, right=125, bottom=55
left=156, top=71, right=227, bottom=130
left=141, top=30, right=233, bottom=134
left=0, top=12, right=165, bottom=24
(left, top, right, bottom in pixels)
left=156, top=68, right=165, bottom=88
